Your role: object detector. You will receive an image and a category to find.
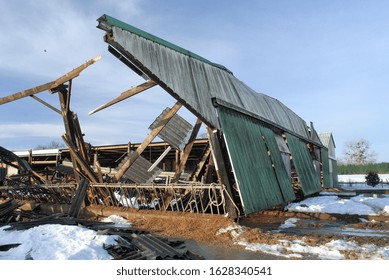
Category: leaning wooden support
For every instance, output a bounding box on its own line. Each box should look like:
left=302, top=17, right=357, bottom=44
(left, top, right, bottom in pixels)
left=89, top=80, right=157, bottom=115
left=172, top=118, right=202, bottom=182
left=114, top=102, right=182, bottom=181
left=207, top=127, right=237, bottom=218
left=62, top=135, right=99, bottom=184
left=68, top=178, right=89, bottom=218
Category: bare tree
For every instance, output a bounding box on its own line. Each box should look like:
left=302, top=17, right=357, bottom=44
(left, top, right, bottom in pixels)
left=342, top=139, right=377, bottom=164
left=34, top=140, right=65, bottom=150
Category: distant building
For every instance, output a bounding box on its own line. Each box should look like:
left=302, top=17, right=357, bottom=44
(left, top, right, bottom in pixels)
left=319, top=132, right=338, bottom=188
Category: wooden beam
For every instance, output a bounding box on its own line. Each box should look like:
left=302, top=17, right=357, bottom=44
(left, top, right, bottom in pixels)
left=30, top=95, right=61, bottom=115
left=62, top=134, right=99, bottom=184
left=207, top=127, right=237, bottom=218
left=114, top=102, right=182, bottom=181
left=190, top=146, right=211, bottom=181
left=89, top=80, right=157, bottom=115
left=172, top=118, right=202, bottom=183
left=50, top=56, right=101, bottom=90
left=0, top=81, right=54, bottom=105
left=0, top=56, right=100, bottom=106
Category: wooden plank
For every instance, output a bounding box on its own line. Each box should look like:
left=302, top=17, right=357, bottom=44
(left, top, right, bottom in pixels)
left=30, top=95, right=61, bottom=114
left=62, top=135, right=99, bottom=183
left=89, top=80, right=157, bottom=115
left=50, top=56, right=101, bottom=89
left=0, top=81, right=54, bottom=105
left=68, top=178, right=89, bottom=218
left=190, top=146, right=211, bottom=181
left=207, top=127, right=237, bottom=218
left=114, top=102, right=182, bottom=181
left=0, top=56, right=100, bottom=106
left=172, top=118, right=202, bottom=182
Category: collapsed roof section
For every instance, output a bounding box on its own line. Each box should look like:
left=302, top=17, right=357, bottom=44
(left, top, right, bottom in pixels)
left=96, top=15, right=328, bottom=214
left=97, top=15, right=319, bottom=145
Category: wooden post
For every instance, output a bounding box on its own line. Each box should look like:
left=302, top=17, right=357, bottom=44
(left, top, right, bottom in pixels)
left=172, top=118, right=202, bottom=182
left=114, top=102, right=182, bottom=181
left=207, top=127, right=237, bottom=218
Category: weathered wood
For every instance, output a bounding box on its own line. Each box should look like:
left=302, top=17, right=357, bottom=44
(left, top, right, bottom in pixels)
left=190, top=146, right=211, bottom=181
left=207, top=127, right=237, bottom=218
left=0, top=56, right=100, bottom=106
left=68, top=178, right=89, bottom=218
left=62, top=135, right=99, bottom=183
left=172, top=118, right=202, bottom=183
left=29, top=95, right=61, bottom=114
left=114, top=102, right=182, bottom=181
left=89, top=80, right=157, bottom=115
left=0, top=82, right=54, bottom=105
left=50, top=56, right=101, bottom=90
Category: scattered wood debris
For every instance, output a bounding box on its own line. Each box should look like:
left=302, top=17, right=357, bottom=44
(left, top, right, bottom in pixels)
left=0, top=203, right=203, bottom=260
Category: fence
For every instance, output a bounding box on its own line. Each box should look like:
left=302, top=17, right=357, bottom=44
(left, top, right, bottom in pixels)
left=0, top=182, right=239, bottom=216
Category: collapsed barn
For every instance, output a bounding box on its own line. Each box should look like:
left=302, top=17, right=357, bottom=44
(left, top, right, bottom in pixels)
left=0, top=15, right=337, bottom=219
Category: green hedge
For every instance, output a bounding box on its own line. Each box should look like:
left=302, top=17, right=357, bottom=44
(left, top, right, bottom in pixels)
left=338, top=162, right=389, bottom=174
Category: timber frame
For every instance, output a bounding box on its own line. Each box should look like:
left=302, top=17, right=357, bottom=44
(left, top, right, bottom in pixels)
left=0, top=15, right=337, bottom=218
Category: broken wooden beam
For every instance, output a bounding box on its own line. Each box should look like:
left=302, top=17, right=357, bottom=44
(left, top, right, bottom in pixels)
left=61, top=135, right=99, bottom=184
left=0, top=56, right=100, bottom=106
left=172, top=118, right=202, bottom=182
left=89, top=80, right=157, bottom=115
left=114, top=102, right=182, bottom=181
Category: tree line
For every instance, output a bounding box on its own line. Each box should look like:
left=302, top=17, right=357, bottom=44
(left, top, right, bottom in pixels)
left=337, top=162, right=389, bottom=174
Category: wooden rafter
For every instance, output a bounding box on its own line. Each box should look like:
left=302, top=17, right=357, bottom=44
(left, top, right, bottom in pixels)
left=0, top=56, right=100, bottom=106
left=89, top=80, right=157, bottom=115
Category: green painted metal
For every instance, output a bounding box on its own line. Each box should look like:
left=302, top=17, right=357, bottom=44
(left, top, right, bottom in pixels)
left=98, top=14, right=230, bottom=72
left=332, top=159, right=339, bottom=187
left=260, top=128, right=296, bottom=202
left=285, top=133, right=322, bottom=195
left=217, top=106, right=295, bottom=214
left=321, top=148, right=331, bottom=188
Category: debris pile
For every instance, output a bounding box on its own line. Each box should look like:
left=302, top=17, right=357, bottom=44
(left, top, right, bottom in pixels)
left=0, top=200, right=203, bottom=260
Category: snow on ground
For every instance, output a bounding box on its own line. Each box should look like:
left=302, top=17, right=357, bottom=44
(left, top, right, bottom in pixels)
left=1, top=179, right=389, bottom=260
left=218, top=219, right=389, bottom=260
left=286, top=194, right=389, bottom=216
left=0, top=214, right=130, bottom=260
left=0, top=224, right=117, bottom=260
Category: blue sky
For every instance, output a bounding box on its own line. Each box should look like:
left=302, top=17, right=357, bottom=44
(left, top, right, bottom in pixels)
left=0, top=0, right=388, bottom=162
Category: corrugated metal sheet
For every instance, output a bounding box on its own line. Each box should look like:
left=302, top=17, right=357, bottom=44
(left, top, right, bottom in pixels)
left=321, top=148, right=331, bottom=188
left=261, top=127, right=296, bottom=202
left=149, top=109, right=192, bottom=151
left=97, top=15, right=319, bottom=145
left=218, top=106, right=294, bottom=214
left=331, top=159, right=339, bottom=187
left=285, top=133, right=322, bottom=195
left=116, top=154, right=162, bottom=183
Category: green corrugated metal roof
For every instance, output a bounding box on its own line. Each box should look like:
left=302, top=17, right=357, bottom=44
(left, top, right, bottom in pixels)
left=217, top=106, right=295, bottom=214
left=97, top=14, right=230, bottom=72
left=321, top=148, right=331, bottom=188
left=285, top=133, right=322, bottom=195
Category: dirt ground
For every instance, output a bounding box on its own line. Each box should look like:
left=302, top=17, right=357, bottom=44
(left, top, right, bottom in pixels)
left=117, top=209, right=389, bottom=259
